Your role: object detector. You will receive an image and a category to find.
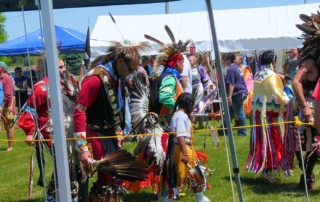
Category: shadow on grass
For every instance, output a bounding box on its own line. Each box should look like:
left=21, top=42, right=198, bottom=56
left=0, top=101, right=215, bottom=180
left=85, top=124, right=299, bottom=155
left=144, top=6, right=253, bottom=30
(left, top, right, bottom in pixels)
left=123, top=192, right=158, bottom=202
left=223, top=176, right=320, bottom=196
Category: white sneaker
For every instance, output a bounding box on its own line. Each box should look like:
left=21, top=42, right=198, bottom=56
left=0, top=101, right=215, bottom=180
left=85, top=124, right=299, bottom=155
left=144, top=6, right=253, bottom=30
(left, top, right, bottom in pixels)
left=203, top=195, right=211, bottom=202
left=195, top=192, right=211, bottom=202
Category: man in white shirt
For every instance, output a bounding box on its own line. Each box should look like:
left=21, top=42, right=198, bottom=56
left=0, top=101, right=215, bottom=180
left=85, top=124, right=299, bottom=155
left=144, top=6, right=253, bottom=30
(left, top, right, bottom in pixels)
left=181, top=54, right=193, bottom=93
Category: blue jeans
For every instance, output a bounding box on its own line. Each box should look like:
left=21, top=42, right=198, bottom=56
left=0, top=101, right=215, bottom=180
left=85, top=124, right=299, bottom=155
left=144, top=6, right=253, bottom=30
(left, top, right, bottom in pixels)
left=229, top=93, right=247, bottom=136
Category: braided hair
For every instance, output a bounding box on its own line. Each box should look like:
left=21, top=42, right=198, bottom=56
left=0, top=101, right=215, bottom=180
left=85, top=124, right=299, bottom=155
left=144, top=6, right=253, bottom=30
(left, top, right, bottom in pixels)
left=260, top=50, right=277, bottom=66
left=174, top=92, right=195, bottom=118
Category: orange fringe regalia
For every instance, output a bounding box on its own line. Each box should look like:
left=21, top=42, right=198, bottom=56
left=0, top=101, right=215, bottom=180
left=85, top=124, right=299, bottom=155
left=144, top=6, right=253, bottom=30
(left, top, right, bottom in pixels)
left=162, top=125, right=208, bottom=199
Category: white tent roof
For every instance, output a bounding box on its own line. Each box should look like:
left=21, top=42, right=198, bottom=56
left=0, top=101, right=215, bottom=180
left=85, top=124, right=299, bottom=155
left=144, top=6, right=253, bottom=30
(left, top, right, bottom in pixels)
left=91, top=3, right=319, bottom=58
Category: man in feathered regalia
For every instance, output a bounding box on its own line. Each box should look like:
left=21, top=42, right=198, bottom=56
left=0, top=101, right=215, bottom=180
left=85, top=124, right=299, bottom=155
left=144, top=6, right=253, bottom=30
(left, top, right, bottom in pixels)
left=73, top=41, right=150, bottom=201
left=290, top=10, right=320, bottom=190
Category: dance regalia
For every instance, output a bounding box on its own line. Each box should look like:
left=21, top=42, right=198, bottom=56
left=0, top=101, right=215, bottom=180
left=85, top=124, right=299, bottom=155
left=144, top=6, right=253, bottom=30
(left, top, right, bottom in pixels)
left=163, top=111, right=207, bottom=199
left=244, top=68, right=289, bottom=174
left=125, top=68, right=183, bottom=194
left=23, top=77, right=51, bottom=146
left=18, top=76, right=79, bottom=199
left=294, top=79, right=318, bottom=152
left=73, top=63, right=124, bottom=188
left=73, top=62, right=149, bottom=201
left=158, top=68, right=184, bottom=126
left=240, top=65, right=254, bottom=117
left=291, top=78, right=319, bottom=183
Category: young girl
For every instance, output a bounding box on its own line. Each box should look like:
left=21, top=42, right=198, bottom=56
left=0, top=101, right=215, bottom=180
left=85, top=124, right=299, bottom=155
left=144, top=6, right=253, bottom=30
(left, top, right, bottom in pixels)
left=164, top=92, right=210, bottom=202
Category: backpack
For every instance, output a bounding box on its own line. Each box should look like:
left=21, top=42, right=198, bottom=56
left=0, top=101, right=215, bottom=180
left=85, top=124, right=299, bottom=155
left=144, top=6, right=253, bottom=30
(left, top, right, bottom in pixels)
left=149, top=72, right=172, bottom=114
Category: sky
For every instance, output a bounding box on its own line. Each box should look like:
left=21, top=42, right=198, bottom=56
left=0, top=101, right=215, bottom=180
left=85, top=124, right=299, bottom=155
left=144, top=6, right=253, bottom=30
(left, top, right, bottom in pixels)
left=2, top=0, right=320, bottom=41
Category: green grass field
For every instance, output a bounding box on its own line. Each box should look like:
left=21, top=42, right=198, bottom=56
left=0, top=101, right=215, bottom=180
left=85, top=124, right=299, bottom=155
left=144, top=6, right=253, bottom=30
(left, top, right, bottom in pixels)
left=0, top=125, right=319, bottom=202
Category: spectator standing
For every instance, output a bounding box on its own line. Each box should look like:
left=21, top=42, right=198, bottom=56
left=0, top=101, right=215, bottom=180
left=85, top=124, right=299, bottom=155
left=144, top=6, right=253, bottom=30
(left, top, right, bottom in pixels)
left=223, top=53, right=248, bottom=136
left=141, top=56, right=154, bottom=79
left=181, top=54, right=193, bottom=93
left=0, top=61, right=16, bottom=151
left=13, top=67, right=28, bottom=110
left=189, top=54, right=216, bottom=128
left=286, top=48, right=301, bottom=78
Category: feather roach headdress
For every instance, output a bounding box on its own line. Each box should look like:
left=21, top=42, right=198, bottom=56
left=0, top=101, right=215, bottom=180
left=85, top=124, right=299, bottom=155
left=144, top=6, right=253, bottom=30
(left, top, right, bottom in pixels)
left=145, top=25, right=191, bottom=76
left=296, top=8, right=320, bottom=66
left=89, top=41, right=151, bottom=69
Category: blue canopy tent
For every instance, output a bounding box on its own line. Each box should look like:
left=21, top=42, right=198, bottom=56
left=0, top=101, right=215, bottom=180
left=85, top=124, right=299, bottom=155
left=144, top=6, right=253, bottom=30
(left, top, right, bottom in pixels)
left=0, top=25, right=86, bottom=56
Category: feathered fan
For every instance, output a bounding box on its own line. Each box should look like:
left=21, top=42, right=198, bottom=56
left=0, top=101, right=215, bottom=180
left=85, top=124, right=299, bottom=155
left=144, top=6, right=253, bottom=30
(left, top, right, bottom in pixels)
left=88, top=149, right=148, bottom=182
left=296, top=8, right=320, bottom=66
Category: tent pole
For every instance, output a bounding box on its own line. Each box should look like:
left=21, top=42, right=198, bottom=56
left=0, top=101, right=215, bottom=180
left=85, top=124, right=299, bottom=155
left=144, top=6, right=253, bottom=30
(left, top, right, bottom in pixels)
left=39, top=0, right=72, bottom=201
left=204, top=0, right=244, bottom=201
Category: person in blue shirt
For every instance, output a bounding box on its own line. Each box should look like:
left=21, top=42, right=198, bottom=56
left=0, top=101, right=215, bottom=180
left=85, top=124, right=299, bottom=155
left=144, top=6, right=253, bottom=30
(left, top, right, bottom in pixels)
left=223, top=53, right=248, bottom=136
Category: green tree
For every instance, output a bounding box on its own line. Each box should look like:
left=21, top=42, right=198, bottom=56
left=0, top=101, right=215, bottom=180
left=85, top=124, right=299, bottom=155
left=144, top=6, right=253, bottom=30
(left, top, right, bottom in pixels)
left=0, top=13, right=7, bottom=43
left=61, top=54, right=82, bottom=76
left=0, top=13, right=10, bottom=64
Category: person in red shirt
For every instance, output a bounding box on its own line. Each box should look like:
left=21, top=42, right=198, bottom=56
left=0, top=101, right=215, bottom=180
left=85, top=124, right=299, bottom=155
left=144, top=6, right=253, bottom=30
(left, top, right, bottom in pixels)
left=0, top=61, right=16, bottom=152
left=22, top=57, right=80, bottom=201
left=73, top=41, right=149, bottom=201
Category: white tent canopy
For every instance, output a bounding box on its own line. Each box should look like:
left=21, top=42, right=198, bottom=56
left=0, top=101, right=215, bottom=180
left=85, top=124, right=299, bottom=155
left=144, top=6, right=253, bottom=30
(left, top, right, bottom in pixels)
left=91, top=3, right=319, bottom=58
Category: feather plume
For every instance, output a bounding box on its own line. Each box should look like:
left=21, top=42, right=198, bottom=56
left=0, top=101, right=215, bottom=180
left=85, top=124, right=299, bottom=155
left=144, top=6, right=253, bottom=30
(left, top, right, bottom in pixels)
left=296, top=24, right=317, bottom=34
left=89, top=54, right=111, bottom=69
left=300, top=14, right=311, bottom=23
left=145, top=26, right=191, bottom=74
left=109, top=12, right=116, bottom=23
left=297, top=8, right=320, bottom=70
left=164, top=25, right=176, bottom=44
left=144, top=34, right=164, bottom=46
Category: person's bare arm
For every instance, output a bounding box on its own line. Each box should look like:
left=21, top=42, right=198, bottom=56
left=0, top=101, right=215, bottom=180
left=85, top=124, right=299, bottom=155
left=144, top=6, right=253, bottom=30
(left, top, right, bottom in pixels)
left=227, top=84, right=234, bottom=106
left=178, top=136, right=188, bottom=164
left=181, top=76, right=188, bottom=92
left=292, top=68, right=313, bottom=118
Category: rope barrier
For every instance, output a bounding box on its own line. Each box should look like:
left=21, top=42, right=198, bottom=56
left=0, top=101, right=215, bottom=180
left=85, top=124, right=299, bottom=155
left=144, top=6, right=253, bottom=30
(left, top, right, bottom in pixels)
left=0, top=117, right=313, bottom=143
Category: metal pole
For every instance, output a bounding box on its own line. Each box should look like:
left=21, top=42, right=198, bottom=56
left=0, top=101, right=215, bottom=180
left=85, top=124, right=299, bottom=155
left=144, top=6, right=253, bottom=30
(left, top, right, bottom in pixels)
left=40, top=0, right=71, bottom=201
left=165, top=1, right=169, bottom=14
left=204, top=0, right=244, bottom=201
